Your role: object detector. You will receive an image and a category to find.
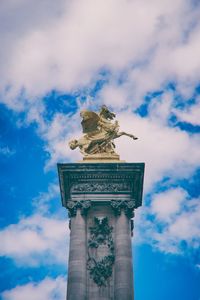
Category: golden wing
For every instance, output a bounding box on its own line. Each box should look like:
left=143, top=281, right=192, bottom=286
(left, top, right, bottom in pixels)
left=80, top=110, right=100, bottom=133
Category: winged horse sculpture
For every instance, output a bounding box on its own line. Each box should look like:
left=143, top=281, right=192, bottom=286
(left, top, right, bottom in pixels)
left=69, top=105, right=138, bottom=158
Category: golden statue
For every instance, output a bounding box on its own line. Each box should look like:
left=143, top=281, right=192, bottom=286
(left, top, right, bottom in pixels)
left=69, top=105, right=138, bottom=160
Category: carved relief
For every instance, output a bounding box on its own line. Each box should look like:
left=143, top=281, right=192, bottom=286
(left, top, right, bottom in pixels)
left=87, top=217, right=115, bottom=287
left=71, top=182, right=130, bottom=193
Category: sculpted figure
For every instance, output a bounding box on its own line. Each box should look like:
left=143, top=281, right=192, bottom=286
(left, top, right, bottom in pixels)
left=69, top=105, right=138, bottom=157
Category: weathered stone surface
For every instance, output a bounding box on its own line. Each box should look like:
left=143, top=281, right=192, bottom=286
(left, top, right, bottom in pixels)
left=67, top=210, right=87, bottom=300
left=57, top=163, right=145, bottom=300
left=114, top=211, right=133, bottom=300
left=57, top=163, right=144, bottom=208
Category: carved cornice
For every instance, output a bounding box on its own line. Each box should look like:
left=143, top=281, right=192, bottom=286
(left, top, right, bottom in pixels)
left=57, top=163, right=145, bottom=209
left=66, top=200, right=91, bottom=217
left=110, top=200, right=135, bottom=218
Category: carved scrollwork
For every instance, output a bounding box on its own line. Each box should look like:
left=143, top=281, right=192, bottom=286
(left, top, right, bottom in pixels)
left=66, top=200, right=91, bottom=217
left=110, top=200, right=135, bottom=218
left=87, top=217, right=115, bottom=287
left=71, top=182, right=130, bottom=193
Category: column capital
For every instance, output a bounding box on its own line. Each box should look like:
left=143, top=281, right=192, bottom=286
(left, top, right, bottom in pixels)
left=67, top=200, right=91, bottom=217
left=110, top=200, right=135, bottom=218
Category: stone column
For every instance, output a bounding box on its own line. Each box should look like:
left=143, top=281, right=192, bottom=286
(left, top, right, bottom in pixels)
left=111, top=200, right=134, bottom=300
left=57, top=163, right=145, bottom=300
left=66, top=201, right=91, bottom=300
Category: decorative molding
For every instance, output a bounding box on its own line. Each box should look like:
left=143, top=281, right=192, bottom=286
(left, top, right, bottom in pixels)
left=110, top=200, right=135, bottom=218
left=57, top=163, right=145, bottom=209
left=87, top=217, right=115, bottom=287
left=66, top=200, right=91, bottom=217
left=70, top=174, right=134, bottom=180
left=71, top=182, right=131, bottom=193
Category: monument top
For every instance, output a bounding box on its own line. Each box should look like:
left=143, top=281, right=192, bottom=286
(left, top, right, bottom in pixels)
left=69, top=105, right=138, bottom=161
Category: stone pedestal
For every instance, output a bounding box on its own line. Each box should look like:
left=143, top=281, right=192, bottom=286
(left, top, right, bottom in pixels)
left=57, top=163, right=144, bottom=300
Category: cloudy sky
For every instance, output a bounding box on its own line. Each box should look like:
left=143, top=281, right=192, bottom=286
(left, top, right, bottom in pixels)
left=0, top=0, right=200, bottom=299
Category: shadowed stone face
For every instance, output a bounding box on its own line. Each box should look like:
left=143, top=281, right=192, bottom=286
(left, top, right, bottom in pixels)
left=58, top=162, right=144, bottom=300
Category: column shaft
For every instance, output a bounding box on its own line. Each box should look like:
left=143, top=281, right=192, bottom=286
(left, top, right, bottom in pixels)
left=114, top=210, right=134, bottom=300
left=67, top=210, right=87, bottom=300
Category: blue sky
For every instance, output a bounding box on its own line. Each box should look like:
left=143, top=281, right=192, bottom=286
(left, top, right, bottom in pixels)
left=0, top=0, right=200, bottom=299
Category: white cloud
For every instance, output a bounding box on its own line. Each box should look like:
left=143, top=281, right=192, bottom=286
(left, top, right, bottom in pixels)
left=147, top=92, right=173, bottom=125
left=1, top=276, right=66, bottom=300
left=42, top=112, right=82, bottom=167
left=1, top=0, right=200, bottom=178
left=0, top=179, right=69, bottom=266
left=98, top=83, right=129, bottom=109
left=32, top=183, right=60, bottom=213
left=151, top=188, right=185, bottom=221
left=173, top=97, right=200, bottom=126
left=1, top=0, right=200, bottom=107
left=134, top=188, right=200, bottom=256
left=115, top=111, right=200, bottom=191
left=0, top=213, right=69, bottom=266
left=168, top=198, right=200, bottom=240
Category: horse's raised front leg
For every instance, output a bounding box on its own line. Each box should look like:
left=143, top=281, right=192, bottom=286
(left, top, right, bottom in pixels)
left=118, top=132, right=138, bottom=140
